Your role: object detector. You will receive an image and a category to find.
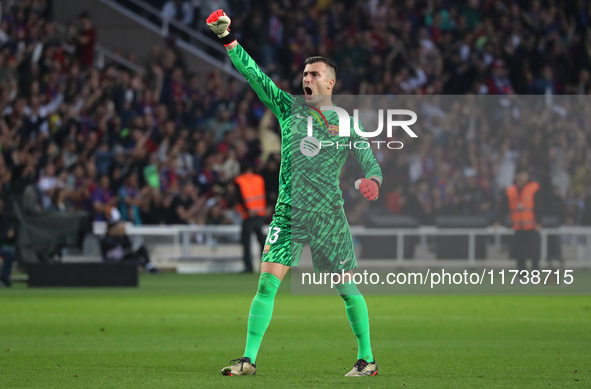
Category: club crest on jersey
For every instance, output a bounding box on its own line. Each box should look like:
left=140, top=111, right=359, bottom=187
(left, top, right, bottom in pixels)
left=328, top=124, right=339, bottom=136
left=263, top=245, right=271, bottom=254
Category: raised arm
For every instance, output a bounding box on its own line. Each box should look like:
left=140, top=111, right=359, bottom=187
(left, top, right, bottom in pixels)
left=206, top=10, right=291, bottom=119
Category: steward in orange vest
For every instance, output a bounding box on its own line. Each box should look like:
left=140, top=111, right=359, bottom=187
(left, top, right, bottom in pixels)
left=235, top=172, right=267, bottom=220
left=497, top=170, right=542, bottom=274
left=506, top=181, right=540, bottom=231
left=235, top=164, right=267, bottom=273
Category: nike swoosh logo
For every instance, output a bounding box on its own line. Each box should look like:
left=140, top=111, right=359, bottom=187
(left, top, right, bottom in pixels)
left=249, top=313, right=263, bottom=318
left=339, top=257, right=351, bottom=265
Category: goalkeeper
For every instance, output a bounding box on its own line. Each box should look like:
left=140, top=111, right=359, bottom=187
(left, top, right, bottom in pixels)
left=207, top=10, right=382, bottom=377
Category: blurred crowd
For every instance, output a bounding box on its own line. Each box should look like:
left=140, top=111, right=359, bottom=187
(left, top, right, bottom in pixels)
left=0, top=0, right=590, bottom=228
left=338, top=95, right=591, bottom=227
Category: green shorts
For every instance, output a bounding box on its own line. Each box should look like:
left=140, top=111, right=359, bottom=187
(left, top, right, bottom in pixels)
left=261, top=203, right=357, bottom=272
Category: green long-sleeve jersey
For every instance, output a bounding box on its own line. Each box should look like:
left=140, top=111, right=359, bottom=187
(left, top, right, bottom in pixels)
left=228, top=44, right=382, bottom=213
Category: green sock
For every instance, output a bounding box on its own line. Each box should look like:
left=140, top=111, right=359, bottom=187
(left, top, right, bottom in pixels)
left=336, top=283, right=374, bottom=362
left=243, top=272, right=281, bottom=364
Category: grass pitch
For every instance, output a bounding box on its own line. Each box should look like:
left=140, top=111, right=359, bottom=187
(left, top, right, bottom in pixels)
left=0, top=273, right=589, bottom=388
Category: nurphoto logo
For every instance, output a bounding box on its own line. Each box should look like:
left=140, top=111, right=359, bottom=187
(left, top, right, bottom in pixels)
left=299, top=106, right=418, bottom=157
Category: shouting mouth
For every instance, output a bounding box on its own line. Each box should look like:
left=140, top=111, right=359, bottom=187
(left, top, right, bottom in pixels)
left=304, top=86, right=312, bottom=100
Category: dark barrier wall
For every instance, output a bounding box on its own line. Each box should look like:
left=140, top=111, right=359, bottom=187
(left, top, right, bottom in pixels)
left=27, top=263, right=138, bottom=287
left=360, top=213, right=420, bottom=260
left=435, top=216, right=488, bottom=260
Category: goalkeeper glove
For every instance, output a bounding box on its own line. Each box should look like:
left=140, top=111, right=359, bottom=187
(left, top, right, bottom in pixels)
left=355, top=178, right=380, bottom=201
left=206, top=9, right=236, bottom=47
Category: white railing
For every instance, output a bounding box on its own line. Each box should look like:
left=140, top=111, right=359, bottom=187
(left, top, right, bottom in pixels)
left=114, top=0, right=226, bottom=55
left=94, top=45, right=145, bottom=74
left=93, top=223, right=591, bottom=264
left=100, top=0, right=245, bottom=81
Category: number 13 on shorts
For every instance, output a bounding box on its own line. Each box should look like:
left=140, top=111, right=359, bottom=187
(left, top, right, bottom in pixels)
left=266, top=227, right=281, bottom=244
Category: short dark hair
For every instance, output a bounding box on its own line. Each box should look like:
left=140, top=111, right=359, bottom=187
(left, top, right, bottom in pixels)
left=304, top=56, right=338, bottom=77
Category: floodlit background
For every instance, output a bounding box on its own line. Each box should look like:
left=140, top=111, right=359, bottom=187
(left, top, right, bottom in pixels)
left=0, top=1, right=590, bottom=388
